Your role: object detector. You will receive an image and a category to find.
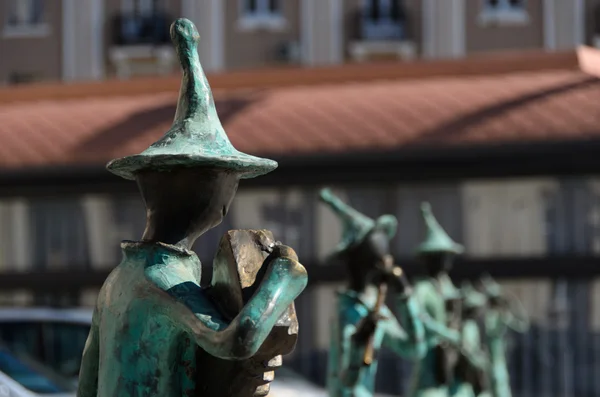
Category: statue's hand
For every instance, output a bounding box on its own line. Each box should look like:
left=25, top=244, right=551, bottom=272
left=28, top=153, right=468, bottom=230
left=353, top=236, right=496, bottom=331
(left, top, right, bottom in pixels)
left=370, top=266, right=412, bottom=296
left=353, top=311, right=386, bottom=343
left=263, top=244, right=307, bottom=287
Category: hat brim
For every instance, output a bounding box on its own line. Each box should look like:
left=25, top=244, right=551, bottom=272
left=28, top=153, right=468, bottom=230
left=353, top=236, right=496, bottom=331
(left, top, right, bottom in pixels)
left=106, top=152, right=278, bottom=180
left=374, top=215, right=398, bottom=240
left=417, top=243, right=465, bottom=256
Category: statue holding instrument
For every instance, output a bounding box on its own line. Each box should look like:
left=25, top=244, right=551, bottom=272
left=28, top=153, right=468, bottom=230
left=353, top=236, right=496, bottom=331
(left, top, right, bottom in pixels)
left=77, top=18, right=307, bottom=397
left=408, top=202, right=470, bottom=397
left=319, top=188, right=427, bottom=397
left=475, top=275, right=529, bottom=397
left=449, top=282, right=490, bottom=397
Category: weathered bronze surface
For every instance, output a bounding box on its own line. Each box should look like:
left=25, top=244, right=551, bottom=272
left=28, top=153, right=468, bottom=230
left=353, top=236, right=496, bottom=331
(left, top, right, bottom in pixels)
left=449, top=282, right=490, bottom=397
left=77, top=18, right=308, bottom=397
left=319, top=189, right=427, bottom=397
left=477, top=276, right=529, bottom=397
left=199, top=230, right=299, bottom=397
left=409, top=203, right=471, bottom=397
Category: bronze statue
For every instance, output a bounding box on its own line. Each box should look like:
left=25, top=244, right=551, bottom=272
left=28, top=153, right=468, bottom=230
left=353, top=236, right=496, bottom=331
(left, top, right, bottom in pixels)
left=450, top=282, right=490, bottom=397
left=408, top=202, right=469, bottom=397
left=77, top=18, right=308, bottom=397
left=319, top=189, right=427, bottom=397
left=476, top=275, right=529, bottom=397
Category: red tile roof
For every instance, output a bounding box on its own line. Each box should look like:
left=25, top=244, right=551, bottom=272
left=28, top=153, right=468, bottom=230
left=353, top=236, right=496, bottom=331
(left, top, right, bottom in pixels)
left=0, top=48, right=598, bottom=171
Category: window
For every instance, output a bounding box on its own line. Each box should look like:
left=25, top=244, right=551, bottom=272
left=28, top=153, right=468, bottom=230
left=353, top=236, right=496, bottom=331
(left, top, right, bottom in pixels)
left=4, top=0, right=49, bottom=38
left=479, top=0, right=529, bottom=25
left=364, top=0, right=404, bottom=22
left=238, top=0, right=286, bottom=31
left=243, top=0, right=281, bottom=16
left=30, top=199, right=90, bottom=271
left=361, top=0, right=406, bottom=41
left=8, top=72, right=40, bottom=85
left=122, top=0, right=161, bottom=16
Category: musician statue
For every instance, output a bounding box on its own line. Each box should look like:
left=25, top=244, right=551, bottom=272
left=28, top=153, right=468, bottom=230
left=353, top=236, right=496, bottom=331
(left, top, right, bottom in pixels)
left=77, top=18, right=308, bottom=397
left=408, top=202, right=468, bottom=397
left=319, top=189, right=427, bottom=397
left=450, top=282, right=490, bottom=397
left=476, top=275, right=529, bottom=397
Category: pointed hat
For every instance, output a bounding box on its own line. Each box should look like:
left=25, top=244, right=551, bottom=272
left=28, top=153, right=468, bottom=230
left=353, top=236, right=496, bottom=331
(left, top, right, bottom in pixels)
left=107, top=18, right=278, bottom=180
left=319, top=188, right=397, bottom=256
left=416, top=202, right=464, bottom=255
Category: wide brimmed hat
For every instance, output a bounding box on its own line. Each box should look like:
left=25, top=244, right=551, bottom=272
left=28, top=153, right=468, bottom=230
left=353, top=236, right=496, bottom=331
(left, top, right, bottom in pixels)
left=319, top=188, right=398, bottom=256
left=107, top=18, right=277, bottom=180
left=416, top=202, right=464, bottom=256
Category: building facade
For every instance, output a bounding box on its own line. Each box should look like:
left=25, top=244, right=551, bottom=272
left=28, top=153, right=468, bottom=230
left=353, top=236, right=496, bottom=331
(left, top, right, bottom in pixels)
left=0, top=0, right=598, bottom=84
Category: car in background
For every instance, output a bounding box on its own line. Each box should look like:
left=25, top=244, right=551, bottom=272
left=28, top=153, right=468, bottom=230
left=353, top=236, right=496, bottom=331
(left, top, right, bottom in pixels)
left=269, top=367, right=327, bottom=397
left=0, top=345, right=75, bottom=397
left=0, top=308, right=92, bottom=382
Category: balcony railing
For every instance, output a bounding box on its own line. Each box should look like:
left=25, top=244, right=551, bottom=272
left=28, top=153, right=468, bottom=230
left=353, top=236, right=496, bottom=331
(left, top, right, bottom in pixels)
left=111, top=11, right=171, bottom=46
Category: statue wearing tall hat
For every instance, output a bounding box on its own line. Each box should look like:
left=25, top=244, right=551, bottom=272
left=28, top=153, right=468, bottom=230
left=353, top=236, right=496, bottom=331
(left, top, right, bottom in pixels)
left=408, top=203, right=471, bottom=397
left=475, top=276, right=529, bottom=397
left=77, top=19, right=308, bottom=397
left=449, top=282, right=490, bottom=397
left=319, top=189, right=427, bottom=397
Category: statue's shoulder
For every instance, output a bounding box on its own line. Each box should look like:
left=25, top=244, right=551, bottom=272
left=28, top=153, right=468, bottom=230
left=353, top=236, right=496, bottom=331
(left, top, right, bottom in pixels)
left=413, top=279, right=437, bottom=297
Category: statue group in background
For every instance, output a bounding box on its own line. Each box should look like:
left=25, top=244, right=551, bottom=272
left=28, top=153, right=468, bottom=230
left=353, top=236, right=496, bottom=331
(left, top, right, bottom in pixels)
left=320, top=192, right=530, bottom=397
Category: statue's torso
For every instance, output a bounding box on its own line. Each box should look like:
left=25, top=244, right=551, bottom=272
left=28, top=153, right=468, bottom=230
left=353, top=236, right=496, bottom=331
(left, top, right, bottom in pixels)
left=93, top=243, right=212, bottom=397
left=410, top=277, right=455, bottom=394
left=327, top=289, right=393, bottom=397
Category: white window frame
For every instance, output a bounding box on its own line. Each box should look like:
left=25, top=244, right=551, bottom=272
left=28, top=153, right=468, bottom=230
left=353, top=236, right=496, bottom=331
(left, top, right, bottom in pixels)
left=478, top=0, right=530, bottom=26
left=3, top=0, right=50, bottom=39
left=237, top=0, right=287, bottom=32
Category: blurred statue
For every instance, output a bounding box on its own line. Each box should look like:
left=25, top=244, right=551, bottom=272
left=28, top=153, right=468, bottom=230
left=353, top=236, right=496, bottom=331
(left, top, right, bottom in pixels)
left=319, top=188, right=427, bottom=397
left=476, top=275, right=529, bottom=397
left=449, top=282, right=490, bottom=397
left=408, top=202, right=470, bottom=397
left=77, top=18, right=308, bottom=397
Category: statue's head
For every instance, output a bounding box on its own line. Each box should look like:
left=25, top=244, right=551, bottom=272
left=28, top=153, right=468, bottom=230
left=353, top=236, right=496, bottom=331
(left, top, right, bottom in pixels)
left=415, top=202, right=464, bottom=275
left=318, top=189, right=399, bottom=290
left=105, top=18, right=277, bottom=242
left=461, top=281, right=487, bottom=318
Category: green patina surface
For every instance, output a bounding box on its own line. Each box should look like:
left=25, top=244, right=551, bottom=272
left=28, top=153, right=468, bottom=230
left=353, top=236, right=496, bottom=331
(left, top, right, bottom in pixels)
left=106, top=18, right=277, bottom=181
left=409, top=204, right=469, bottom=397
left=319, top=188, right=428, bottom=397
left=327, top=290, right=427, bottom=397
left=78, top=242, right=307, bottom=397
left=482, top=279, right=529, bottom=397
left=416, top=203, right=464, bottom=256
left=449, top=283, right=490, bottom=397
left=319, top=188, right=397, bottom=258
left=78, top=18, right=307, bottom=397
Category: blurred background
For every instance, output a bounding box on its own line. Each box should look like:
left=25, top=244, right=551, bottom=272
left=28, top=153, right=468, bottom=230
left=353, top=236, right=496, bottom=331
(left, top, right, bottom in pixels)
left=1, top=0, right=600, bottom=396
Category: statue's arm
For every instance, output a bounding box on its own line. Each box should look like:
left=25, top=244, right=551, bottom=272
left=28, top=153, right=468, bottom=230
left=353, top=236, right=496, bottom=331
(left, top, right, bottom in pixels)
left=381, top=297, right=427, bottom=359
left=412, top=285, right=461, bottom=347
left=175, top=254, right=307, bottom=360
left=338, top=322, right=366, bottom=387
left=77, top=308, right=100, bottom=397
left=460, top=322, right=489, bottom=370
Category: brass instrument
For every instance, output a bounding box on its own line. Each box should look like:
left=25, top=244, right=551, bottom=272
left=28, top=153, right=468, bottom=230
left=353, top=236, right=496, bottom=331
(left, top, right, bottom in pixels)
left=362, top=254, right=395, bottom=366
